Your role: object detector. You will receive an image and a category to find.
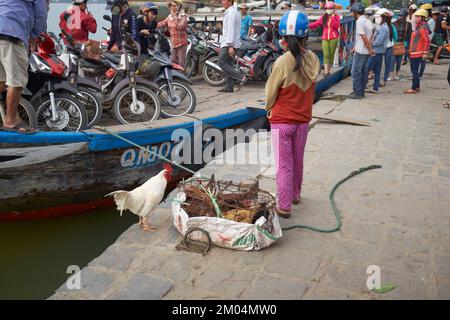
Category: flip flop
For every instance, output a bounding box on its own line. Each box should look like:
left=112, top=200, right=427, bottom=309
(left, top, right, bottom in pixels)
left=3, top=121, right=38, bottom=134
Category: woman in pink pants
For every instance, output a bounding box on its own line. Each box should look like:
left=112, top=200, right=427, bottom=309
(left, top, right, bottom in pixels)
left=265, top=11, right=320, bottom=218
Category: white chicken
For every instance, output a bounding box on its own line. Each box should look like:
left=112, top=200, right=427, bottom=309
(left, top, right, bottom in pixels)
left=106, top=163, right=173, bottom=231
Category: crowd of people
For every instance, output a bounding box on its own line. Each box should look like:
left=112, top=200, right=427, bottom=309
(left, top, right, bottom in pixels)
left=348, top=2, right=450, bottom=98
left=0, top=1, right=449, bottom=132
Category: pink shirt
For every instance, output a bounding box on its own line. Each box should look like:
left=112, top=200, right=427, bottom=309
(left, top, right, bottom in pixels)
left=309, top=14, right=341, bottom=40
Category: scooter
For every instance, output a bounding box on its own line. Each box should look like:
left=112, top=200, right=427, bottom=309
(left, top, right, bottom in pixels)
left=430, top=42, right=450, bottom=60
left=140, top=30, right=196, bottom=118
left=61, top=15, right=161, bottom=125
left=58, top=29, right=103, bottom=128
left=27, top=33, right=88, bottom=132
left=203, top=24, right=280, bottom=87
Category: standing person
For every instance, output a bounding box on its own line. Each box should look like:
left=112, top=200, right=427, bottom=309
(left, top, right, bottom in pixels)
left=137, top=2, right=158, bottom=53
left=309, top=1, right=341, bottom=77
left=392, top=8, right=412, bottom=79
left=404, top=8, right=430, bottom=94
left=106, top=0, right=138, bottom=53
left=60, top=0, right=97, bottom=43
left=418, top=3, right=433, bottom=77
left=239, top=4, right=253, bottom=39
left=348, top=2, right=374, bottom=100
left=0, top=0, right=47, bottom=133
left=431, top=8, right=445, bottom=64
left=405, top=3, right=418, bottom=64
left=217, top=0, right=246, bottom=93
left=265, top=11, right=320, bottom=218
left=407, top=4, right=418, bottom=31
left=382, top=11, right=397, bottom=84
left=158, top=1, right=188, bottom=66
left=367, top=9, right=389, bottom=94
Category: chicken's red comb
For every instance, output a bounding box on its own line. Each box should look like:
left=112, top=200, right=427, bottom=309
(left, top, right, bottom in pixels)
left=163, top=162, right=173, bottom=173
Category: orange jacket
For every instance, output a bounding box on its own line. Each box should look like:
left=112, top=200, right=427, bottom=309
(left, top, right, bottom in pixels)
left=409, top=21, right=430, bottom=59
left=265, top=50, right=320, bottom=124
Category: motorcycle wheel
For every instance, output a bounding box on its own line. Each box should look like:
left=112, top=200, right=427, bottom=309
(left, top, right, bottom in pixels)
left=157, top=80, right=196, bottom=118
left=0, top=98, right=38, bottom=130
left=36, top=93, right=88, bottom=132
left=113, top=85, right=161, bottom=125
left=202, top=56, right=226, bottom=86
left=78, top=86, right=103, bottom=128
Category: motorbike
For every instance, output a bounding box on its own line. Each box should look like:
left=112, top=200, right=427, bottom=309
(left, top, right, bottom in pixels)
left=203, top=23, right=281, bottom=87
left=184, top=17, right=219, bottom=79
left=27, top=33, right=88, bottom=132
left=430, top=42, right=450, bottom=60
left=58, top=30, right=103, bottom=129
left=60, top=15, right=161, bottom=125
left=140, top=30, right=197, bottom=118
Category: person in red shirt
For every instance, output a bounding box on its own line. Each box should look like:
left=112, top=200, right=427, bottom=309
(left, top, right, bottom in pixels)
left=309, top=1, right=341, bottom=77
left=265, top=11, right=320, bottom=218
left=60, top=0, right=97, bottom=43
left=404, top=8, right=430, bottom=94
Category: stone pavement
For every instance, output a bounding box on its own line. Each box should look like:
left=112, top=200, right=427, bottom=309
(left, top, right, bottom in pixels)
left=50, top=62, right=450, bottom=300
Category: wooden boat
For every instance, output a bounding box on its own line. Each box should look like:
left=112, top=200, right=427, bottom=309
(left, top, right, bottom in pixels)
left=0, top=12, right=356, bottom=221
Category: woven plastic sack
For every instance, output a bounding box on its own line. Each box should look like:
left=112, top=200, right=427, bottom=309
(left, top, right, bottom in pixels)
left=171, top=191, right=282, bottom=251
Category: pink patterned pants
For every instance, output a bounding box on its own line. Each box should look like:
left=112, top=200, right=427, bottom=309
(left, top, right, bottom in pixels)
left=271, top=123, right=309, bottom=211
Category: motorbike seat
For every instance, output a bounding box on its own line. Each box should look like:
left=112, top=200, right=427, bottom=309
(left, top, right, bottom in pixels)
left=79, top=58, right=110, bottom=69
left=103, top=52, right=121, bottom=64
left=241, top=39, right=261, bottom=50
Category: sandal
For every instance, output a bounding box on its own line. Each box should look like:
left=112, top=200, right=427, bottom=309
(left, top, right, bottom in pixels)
left=443, top=102, right=450, bottom=109
left=275, top=207, right=291, bottom=219
left=292, top=199, right=300, bottom=205
left=404, top=89, right=418, bottom=94
left=2, top=121, right=38, bottom=134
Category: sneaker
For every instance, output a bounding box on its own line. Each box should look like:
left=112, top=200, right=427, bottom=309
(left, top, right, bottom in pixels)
left=387, top=77, right=392, bottom=81
left=394, top=76, right=400, bottom=80
left=347, top=93, right=363, bottom=99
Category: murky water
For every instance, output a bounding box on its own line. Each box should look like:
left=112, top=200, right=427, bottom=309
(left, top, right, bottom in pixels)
left=0, top=209, right=136, bottom=299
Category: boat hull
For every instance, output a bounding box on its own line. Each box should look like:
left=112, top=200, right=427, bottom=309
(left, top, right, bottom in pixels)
left=0, top=115, right=267, bottom=221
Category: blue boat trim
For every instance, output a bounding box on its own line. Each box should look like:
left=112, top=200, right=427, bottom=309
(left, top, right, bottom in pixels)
left=0, top=107, right=267, bottom=152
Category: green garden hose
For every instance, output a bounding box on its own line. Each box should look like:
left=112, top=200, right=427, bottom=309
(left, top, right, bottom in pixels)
left=282, top=165, right=382, bottom=233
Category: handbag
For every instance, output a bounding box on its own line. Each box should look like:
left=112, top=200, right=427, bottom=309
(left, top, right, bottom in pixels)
left=393, top=23, right=408, bottom=56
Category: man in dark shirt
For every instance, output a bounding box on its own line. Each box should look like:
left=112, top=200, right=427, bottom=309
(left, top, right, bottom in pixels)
left=431, top=8, right=447, bottom=64
left=105, top=0, right=138, bottom=53
left=138, top=2, right=158, bottom=53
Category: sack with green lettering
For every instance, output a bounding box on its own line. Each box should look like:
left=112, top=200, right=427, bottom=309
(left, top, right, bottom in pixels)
left=171, top=191, right=282, bottom=251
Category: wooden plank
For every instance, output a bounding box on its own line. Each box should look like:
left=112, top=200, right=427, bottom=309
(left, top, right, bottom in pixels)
left=312, top=114, right=370, bottom=126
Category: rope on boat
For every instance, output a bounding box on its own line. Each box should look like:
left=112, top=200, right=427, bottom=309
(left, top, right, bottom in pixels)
left=93, top=125, right=198, bottom=175
left=92, top=125, right=223, bottom=216
left=92, top=126, right=382, bottom=234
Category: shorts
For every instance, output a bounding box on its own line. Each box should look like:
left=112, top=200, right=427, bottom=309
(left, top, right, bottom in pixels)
left=432, top=34, right=445, bottom=47
left=0, top=39, right=29, bottom=88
